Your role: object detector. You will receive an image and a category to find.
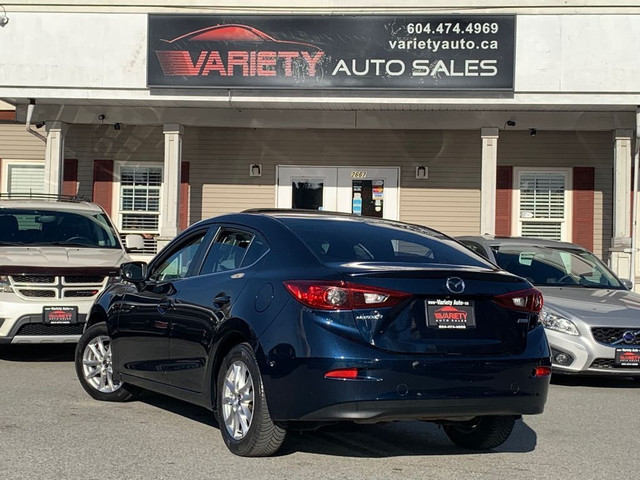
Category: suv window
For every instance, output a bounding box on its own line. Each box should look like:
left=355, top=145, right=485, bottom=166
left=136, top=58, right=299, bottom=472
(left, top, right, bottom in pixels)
left=0, top=209, right=121, bottom=248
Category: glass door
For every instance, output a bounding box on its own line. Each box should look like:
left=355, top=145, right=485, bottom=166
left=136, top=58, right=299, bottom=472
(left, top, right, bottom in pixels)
left=277, top=166, right=399, bottom=220
left=277, top=167, right=338, bottom=212
left=337, top=167, right=399, bottom=220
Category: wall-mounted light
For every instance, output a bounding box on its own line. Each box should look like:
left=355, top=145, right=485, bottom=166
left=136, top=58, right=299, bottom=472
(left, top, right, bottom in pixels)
left=0, top=5, right=9, bottom=27
left=249, top=164, right=262, bottom=177
left=415, top=166, right=428, bottom=179
left=98, top=114, right=106, bottom=123
left=529, top=128, right=537, bottom=136
left=113, top=123, right=121, bottom=131
left=505, top=120, right=516, bottom=128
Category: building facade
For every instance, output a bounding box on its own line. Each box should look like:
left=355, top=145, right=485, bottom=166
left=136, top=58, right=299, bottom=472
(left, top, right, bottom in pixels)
left=0, top=1, right=638, bottom=279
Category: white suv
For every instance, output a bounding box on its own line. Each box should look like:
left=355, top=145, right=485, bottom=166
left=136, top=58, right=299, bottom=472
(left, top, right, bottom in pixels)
left=0, top=195, right=142, bottom=344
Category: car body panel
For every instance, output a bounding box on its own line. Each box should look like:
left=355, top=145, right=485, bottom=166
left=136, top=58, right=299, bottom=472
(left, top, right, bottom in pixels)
left=91, top=212, right=550, bottom=425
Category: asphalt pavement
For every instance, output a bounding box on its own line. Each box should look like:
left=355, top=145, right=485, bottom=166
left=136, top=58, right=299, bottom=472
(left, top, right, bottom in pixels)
left=0, top=344, right=638, bottom=480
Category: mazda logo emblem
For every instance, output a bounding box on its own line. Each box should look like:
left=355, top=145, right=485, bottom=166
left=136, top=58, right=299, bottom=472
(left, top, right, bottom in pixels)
left=622, top=330, right=638, bottom=344
left=446, top=277, right=465, bottom=294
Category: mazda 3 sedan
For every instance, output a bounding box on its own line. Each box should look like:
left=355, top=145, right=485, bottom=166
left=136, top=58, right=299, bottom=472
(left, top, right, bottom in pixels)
left=458, top=236, right=640, bottom=378
left=76, top=211, right=550, bottom=457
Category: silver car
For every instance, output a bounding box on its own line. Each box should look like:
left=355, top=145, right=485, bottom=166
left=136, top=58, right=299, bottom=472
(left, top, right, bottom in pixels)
left=458, top=236, right=640, bottom=378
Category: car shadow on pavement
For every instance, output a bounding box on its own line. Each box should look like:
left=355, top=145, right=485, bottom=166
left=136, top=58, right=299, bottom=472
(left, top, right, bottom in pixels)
left=0, top=344, right=76, bottom=362
left=551, top=374, right=640, bottom=388
left=138, top=390, right=537, bottom=457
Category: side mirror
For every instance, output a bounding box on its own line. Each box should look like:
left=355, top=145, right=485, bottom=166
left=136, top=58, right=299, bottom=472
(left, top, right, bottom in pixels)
left=125, top=234, right=145, bottom=251
left=121, top=261, right=148, bottom=283
left=621, top=278, right=633, bottom=290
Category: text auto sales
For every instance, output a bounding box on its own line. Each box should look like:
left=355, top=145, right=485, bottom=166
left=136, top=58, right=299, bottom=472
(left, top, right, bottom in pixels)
left=158, top=50, right=499, bottom=78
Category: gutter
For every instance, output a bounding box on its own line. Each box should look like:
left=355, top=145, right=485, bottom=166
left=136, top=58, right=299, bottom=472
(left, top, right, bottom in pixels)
left=630, top=106, right=640, bottom=287
left=25, top=99, right=46, bottom=142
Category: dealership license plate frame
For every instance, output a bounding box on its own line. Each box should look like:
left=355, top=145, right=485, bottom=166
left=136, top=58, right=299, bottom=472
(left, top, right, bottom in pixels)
left=426, top=299, right=476, bottom=330
left=614, top=347, right=640, bottom=367
left=43, top=306, right=78, bottom=325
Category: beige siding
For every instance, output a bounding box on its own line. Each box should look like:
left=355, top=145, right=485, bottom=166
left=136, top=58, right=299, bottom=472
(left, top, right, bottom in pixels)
left=64, top=124, right=164, bottom=201
left=183, top=128, right=481, bottom=237
left=61, top=126, right=613, bottom=258
left=498, top=130, right=613, bottom=259
left=0, top=123, right=46, bottom=161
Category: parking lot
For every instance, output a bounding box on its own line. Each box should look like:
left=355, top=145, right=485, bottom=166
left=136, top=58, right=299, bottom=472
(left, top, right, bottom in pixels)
left=0, top=344, right=638, bottom=480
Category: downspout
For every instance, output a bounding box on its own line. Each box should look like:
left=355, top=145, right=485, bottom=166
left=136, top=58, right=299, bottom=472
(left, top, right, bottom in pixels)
left=630, top=107, right=640, bottom=287
left=25, top=99, right=47, bottom=142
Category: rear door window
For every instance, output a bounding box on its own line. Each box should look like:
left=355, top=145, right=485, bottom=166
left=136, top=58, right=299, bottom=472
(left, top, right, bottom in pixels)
left=200, top=229, right=256, bottom=274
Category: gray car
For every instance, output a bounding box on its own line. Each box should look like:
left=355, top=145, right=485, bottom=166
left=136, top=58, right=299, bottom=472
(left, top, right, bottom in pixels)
left=457, top=236, right=640, bottom=378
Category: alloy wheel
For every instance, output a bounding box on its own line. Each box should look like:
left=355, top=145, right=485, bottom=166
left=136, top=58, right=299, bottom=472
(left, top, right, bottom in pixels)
left=221, top=361, right=255, bottom=440
left=81, top=335, right=121, bottom=393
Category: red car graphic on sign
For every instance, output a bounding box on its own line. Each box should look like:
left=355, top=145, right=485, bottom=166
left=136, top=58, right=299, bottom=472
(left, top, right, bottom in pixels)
left=156, top=24, right=325, bottom=78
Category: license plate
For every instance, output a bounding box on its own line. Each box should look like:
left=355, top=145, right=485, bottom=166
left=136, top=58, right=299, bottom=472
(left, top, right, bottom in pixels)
left=43, top=306, right=78, bottom=325
left=615, top=347, right=640, bottom=367
left=426, top=299, right=476, bottom=329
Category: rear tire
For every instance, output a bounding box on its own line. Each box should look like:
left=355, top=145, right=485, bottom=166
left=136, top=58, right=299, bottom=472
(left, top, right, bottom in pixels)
left=444, top=415, right=516, bottom=450
left=217, top=343, right=286, bottom=457
left=75, top=323, right=134, bottom=402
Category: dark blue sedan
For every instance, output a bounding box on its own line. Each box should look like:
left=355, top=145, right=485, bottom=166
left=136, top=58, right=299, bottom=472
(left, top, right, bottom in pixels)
left=75, top=210, right=551, bottom=456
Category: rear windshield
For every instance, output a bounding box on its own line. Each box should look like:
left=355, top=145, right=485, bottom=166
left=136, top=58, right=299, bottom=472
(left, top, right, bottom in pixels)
left=0, top=209, right=122, bottom=248
left=279, top=217, right=494, bottom=268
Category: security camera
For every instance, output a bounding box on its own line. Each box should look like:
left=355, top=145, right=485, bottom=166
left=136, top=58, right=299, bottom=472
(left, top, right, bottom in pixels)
left=0, top=16, right=8, bottom=27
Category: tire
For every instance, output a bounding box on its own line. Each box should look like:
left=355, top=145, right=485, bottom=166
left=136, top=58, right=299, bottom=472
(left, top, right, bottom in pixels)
left=443, top=415, right=516, bottom=450
left=217, top=343, right=286, bottom=457
left=75, top=322, right=134, bottom=402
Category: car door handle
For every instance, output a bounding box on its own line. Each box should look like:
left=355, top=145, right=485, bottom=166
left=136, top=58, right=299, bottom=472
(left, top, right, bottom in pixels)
left=157, top=300, right=174, bottom=314
left=213, top=295, right=231, bottom=308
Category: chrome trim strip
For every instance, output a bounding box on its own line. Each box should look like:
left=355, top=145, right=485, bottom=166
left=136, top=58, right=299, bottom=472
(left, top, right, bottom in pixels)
left=11, top=335, right=80, bottom=344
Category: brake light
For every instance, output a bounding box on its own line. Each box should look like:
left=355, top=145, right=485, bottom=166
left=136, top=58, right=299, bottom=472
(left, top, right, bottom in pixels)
left=324, top=368, right=359, bottom=379
left=284, top=281, right=410, bottom=310
left=532, top=366, right=552, bottom=377
left=493, top=288, right=543, bottom=313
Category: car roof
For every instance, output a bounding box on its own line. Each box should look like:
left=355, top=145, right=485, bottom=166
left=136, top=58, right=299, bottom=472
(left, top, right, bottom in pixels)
left=0, top=197, right=104, bottom=214
left=458, top=235, right=589, bottom=251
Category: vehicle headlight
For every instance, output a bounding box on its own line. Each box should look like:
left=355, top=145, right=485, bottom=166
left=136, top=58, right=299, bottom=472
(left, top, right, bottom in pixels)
left=0, top=275, right=14, bottom=293
left=540, top=308, right=580, bottom=336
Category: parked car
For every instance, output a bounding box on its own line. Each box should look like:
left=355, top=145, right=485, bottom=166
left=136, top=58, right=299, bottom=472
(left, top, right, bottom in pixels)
left=75, top=210, right=551, bottom=457
left=458, top=236, right=640, bottom=378
left=0, top=194, right=143, bottom=345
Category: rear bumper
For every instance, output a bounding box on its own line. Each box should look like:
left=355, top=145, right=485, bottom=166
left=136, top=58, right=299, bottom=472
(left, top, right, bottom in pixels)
left=300, top=396, right=545, bottom=423
left=263, top=355, right=550, bottom=422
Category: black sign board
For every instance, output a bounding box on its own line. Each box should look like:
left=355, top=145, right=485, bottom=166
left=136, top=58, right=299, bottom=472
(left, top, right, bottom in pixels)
left=147, top=15, right=515, bottom=90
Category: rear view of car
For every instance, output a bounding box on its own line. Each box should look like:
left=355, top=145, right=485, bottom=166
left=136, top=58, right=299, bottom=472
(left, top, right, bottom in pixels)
left=75, top=211, right=551, bottom=457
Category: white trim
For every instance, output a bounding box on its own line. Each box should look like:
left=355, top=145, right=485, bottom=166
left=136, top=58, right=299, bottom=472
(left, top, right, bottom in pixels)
left=512, top=167, right=573, bottom=241
left=112, top=160, right=164, bottom=234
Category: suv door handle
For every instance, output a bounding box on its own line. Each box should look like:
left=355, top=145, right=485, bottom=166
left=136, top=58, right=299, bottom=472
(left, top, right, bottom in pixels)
left=213, top=295, right=231, bottom=308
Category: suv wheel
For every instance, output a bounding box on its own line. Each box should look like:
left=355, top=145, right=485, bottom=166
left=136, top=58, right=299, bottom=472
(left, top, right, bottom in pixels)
left=217, top=343, right=286, bottom=456
left=443, top=415, right=516, bottom=450
left=75, top=323, right=134, bottom=402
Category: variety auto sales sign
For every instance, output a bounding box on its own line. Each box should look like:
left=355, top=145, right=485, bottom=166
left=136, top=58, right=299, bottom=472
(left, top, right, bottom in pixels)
left=147, top=15, right=515, bottom=90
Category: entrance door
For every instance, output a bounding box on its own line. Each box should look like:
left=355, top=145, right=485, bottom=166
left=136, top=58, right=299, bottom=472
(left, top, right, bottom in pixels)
left=277, top=166, right=399, bottom=220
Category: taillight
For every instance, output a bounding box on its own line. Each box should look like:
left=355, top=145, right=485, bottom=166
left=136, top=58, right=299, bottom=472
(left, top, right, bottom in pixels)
left=493, top=288, right=543, bottom=313
left=284, top=280, right=410, bottom=311
left=324, top=368, right=359, bottom=379
left=532, top=366, right=552, bottom=377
